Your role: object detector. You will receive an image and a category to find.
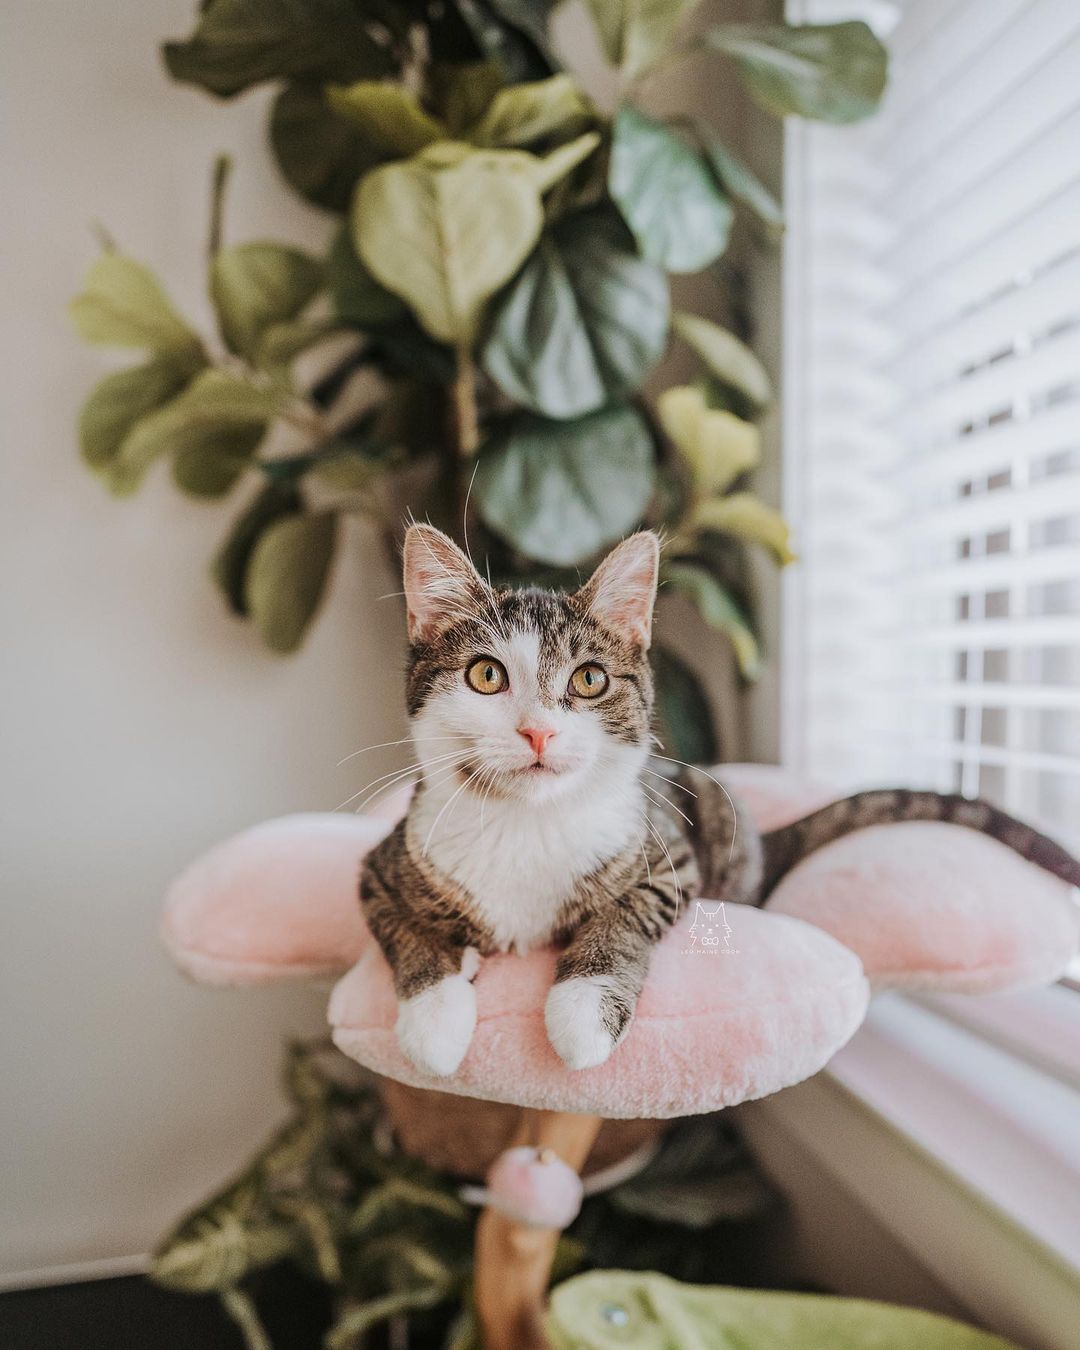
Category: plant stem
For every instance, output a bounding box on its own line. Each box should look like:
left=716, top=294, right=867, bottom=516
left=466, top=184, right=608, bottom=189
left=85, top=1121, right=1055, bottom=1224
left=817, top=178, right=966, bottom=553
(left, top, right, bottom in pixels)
left=221, top=1288, right=272, bottom=1350
left=208, top=154, right=232, bottom=263
left=446, top=344, right=479, bottom=530
left=450, top=345, right=479, bottom=458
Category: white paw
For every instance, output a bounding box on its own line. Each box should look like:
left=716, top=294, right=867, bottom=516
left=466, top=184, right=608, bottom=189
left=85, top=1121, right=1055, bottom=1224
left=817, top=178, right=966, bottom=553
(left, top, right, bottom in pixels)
left=544, top=976, right=623, bottom=1071
left=396, top=971, right=477, bottom=1077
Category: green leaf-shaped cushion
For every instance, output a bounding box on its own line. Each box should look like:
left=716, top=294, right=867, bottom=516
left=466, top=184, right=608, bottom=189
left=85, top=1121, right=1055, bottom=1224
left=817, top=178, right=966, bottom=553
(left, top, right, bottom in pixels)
left=549, top=1271, right=1021, bottom=1350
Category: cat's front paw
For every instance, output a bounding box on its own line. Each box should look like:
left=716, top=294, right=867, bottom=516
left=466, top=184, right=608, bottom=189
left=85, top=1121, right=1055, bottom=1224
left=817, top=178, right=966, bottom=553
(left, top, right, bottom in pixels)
left=545, top=976, right=629, bottom=1071
left=396, top=971, right=477, bottom=1077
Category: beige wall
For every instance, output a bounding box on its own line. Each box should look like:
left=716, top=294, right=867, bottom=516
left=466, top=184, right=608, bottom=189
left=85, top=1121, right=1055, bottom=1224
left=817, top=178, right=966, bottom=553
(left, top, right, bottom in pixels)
left=0, top=0, right=782, bottom=1279
left=0, top=0, right=409, bottom=1279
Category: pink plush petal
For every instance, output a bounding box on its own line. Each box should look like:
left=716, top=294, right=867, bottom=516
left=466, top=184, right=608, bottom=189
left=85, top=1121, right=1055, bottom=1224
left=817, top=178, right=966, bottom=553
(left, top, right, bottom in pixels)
left=765, top=822, right=1080, bottom=993
left=161, top=814, right=392, bottom=984
left=328, top=906, right=869, bottom=1119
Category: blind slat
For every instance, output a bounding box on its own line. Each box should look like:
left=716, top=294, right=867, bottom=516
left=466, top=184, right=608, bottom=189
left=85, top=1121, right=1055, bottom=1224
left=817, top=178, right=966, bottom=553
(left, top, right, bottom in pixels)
left=886, top=250, right=1080, bottom=390
left=886, top=177, right=1080, bottom=338
left=883, top=8, right=1080, bottom=196
left=885, top=106, right=1080, bottom=288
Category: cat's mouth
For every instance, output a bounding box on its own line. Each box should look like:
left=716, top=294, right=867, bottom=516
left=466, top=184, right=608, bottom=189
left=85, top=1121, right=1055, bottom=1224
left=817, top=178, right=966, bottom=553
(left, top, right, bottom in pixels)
left=455, top=757, right=571, bottom=790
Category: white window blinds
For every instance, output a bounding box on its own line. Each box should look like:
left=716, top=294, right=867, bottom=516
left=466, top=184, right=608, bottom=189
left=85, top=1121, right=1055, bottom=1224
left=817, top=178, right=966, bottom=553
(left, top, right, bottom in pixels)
left=783, top=0, right=1080, bottom=856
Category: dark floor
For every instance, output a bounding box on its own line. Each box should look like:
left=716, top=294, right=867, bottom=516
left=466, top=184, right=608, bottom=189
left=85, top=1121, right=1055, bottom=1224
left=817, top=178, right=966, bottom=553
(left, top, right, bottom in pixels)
left=0, top=1266, right=332, bottom=1350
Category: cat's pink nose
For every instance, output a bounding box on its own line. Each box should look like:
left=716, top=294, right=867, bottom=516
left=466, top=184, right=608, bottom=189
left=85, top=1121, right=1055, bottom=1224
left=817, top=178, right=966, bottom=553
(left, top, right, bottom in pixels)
left=518, top=726, right=557, bottom=758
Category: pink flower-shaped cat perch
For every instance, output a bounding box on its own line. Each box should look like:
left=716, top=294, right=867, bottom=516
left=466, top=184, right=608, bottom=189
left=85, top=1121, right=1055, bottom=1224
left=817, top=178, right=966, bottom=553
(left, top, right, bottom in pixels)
left=162, top=765, right=1077, bottom=1347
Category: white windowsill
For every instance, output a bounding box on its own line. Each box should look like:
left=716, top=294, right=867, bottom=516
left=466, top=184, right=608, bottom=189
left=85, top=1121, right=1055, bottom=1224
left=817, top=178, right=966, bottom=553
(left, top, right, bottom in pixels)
left=743, top=992, right=1080, bottom=1350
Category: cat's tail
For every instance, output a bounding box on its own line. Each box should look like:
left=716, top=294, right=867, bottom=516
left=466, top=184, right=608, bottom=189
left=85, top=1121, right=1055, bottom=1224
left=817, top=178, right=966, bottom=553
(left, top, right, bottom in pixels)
left=757, top=789, right=1080, bottom=902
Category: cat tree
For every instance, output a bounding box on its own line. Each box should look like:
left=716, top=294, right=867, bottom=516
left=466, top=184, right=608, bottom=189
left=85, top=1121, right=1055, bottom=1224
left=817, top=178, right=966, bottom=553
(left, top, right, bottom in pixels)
left=162, top=764, right=1078, bottom=1347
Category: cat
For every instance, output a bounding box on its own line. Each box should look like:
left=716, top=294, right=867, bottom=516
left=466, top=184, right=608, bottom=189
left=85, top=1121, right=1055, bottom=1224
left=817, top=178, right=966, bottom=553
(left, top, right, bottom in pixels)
left=359, top=524, right=1080, bottom=1078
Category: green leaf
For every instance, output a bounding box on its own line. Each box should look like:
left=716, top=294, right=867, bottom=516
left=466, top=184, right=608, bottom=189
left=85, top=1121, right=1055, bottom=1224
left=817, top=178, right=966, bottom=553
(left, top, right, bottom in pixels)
left=468, top=74, right=594, bottom=148
left=108, top=370, right=282, bottom=496
left=451, top=0, right=559, bottom=83
left=162, top=0, right=395, bottom=98
left=527, top=132, right=602, bottom=194
left=658, top=385, right=760, bottom=495
left=244, top=511, right=338, bottom=653
left=609, top=108, right=733, bottom=273
left=584, top=0, right=698, bottom=78
left=699, top=135, right=783, bottom=231
left=172, top=427, right=264, bottom=499
left=152, top=1183, right=294, bottom=1293
left=327, top=82, right=447, bottom=155
left=255, top=319, right=341, bottom=373
left=78, top=356, right=202, bottom=472
left=220, top=1288, right=272, bottom=1350
left=475, top=405, right=655, bottom=566
left=70, top=254, right=202, bottom=357
left=430, top=61, right=504, bottom=135
left=326, top=225, right=407, bottom=328
left=651, top=644, right=718, bottom=763
left=349, top=1178, right=469, bottom=1234
left=688, top=492, right=796, bottom=566
left=671, top=312, right=772, bottom=408
left=482, top=207, right=669, bottom=419
left=325, top=1286, right=448, bottom=1350
left=664, top=560, right=760, bottom=678
left=352, top=143, right=545, bottom=344
left=212, top=482, right=304, bottom=617
left=613, top=1166, right=776, bottom=1227
left=210, top=242, right=323, bottom=362
left=270, top=82, right=384, bottom=214
left=705, top=21, right=888, bottom=123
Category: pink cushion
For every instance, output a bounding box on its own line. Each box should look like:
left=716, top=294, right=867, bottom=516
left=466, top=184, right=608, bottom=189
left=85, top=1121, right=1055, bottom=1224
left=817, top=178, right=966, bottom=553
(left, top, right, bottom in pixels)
left=161, top=813, right=391, bottom=984
left=766, top=822, right=1079, bottom=993
left=328, top=905, right=869, bottom=1118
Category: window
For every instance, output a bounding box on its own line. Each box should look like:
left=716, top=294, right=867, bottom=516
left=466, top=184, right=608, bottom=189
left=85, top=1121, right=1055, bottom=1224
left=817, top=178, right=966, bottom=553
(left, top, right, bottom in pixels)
left=782, top=0, right=1080, bottom=868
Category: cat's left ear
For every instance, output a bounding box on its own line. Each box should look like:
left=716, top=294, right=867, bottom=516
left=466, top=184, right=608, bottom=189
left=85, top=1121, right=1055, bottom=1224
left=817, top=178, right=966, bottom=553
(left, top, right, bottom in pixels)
left=575, top=531, right=660, bottom=649
left=402, top=523, right=488, bottom=643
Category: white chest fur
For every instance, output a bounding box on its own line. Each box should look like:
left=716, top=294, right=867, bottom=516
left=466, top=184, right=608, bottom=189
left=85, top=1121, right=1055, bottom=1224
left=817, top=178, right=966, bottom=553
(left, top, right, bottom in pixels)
left=409, top=773, right=645, bottom=953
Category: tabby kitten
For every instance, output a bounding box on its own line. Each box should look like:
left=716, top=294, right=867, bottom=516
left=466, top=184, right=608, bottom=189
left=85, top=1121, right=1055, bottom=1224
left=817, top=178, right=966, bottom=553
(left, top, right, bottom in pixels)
left=359, top=525, right=1080, bottom=1078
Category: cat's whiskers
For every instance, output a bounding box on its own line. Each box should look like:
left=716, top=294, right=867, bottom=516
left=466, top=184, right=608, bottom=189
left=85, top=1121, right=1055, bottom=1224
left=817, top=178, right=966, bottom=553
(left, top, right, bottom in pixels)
left=641, top=811, right=685, bottom=921
left=651, top=753, right=739, bottom=864
left=642, top=783, right=694, bottom=830
left=340, top=750, right=464, bottom=814
left=641, top=766, right=697, bottom=798
left=421, top=761, right=488, bottom=858
left=336, top=733, right=469, bottom=768
left=358, top=757, right=467, bottom=818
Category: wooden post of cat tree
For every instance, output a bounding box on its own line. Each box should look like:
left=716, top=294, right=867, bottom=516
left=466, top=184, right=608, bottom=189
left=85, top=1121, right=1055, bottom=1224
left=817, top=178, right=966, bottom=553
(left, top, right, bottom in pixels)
left=473, top=1108, right=603, bottom=1350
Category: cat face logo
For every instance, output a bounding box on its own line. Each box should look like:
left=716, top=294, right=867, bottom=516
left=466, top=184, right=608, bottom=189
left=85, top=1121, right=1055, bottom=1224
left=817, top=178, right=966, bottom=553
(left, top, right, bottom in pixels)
left=685, top=902, right=736, bottom=954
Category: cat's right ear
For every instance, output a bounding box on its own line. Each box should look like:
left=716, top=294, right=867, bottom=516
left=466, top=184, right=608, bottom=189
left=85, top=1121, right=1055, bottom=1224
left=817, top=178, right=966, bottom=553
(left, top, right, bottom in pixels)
left=402, top=524, right=487, bottom=643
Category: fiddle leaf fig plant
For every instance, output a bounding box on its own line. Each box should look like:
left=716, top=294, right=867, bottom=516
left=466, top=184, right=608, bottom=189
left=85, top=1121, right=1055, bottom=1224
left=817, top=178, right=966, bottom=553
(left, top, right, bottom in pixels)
left=71, top=0, right=887, bottom=748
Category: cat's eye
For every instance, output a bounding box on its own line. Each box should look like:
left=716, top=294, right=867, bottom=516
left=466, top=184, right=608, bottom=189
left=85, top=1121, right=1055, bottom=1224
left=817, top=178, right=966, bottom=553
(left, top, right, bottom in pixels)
left=570, top=663, right=609, bottom=699
left=465, top=656, right=508, bottom=695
